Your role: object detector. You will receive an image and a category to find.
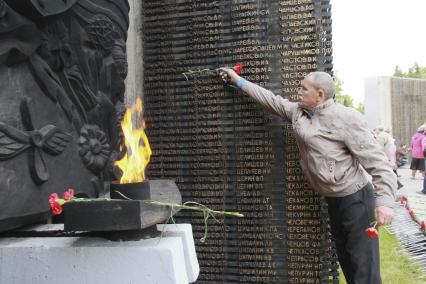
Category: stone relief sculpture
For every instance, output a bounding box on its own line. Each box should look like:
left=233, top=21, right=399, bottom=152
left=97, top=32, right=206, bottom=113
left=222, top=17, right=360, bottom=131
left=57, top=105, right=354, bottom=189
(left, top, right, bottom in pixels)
left=0, top=0, right=129, bottom=231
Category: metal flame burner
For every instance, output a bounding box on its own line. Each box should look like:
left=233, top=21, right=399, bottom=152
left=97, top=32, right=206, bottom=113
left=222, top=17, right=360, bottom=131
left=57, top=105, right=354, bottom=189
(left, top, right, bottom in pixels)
left=110, top=180, right=151, bottom=201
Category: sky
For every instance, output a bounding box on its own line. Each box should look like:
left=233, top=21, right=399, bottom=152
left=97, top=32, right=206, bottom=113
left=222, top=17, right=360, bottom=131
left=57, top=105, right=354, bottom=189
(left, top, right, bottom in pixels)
left=331, top=0, right=426, bottom=105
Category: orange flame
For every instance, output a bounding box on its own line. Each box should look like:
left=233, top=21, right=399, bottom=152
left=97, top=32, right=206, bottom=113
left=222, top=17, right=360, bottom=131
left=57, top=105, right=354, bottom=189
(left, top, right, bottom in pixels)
left=115, top=97, right=151, bottom=184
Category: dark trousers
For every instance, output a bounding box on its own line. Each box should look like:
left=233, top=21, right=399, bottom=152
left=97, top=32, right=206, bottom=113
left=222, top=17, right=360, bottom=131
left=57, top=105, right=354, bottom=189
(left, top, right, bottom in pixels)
left=326, top=183, right=382, bottom=284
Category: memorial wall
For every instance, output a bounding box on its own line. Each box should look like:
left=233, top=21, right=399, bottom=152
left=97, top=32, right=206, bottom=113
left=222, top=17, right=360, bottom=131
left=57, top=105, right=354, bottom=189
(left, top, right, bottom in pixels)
left=142, top=0, right=337, bottom=282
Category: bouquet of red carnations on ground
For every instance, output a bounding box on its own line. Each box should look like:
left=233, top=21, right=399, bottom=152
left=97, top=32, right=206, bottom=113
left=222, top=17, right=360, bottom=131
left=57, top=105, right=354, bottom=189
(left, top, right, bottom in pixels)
left=400, top=195, right=426, bottom=235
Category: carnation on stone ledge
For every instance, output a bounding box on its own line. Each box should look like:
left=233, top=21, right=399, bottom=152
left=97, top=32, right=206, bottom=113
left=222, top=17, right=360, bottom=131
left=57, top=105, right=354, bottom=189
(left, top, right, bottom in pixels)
left=62, top=188, right=75, bottom=201
left=48, top=188, right=76, bottom=215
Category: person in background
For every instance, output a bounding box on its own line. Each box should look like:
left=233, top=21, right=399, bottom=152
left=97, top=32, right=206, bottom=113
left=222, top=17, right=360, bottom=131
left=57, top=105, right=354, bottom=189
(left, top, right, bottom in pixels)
left=374, top=126, right=392, bottom=158
left=389, top=138, right=403, bottom=189
left=217, top=68, right=396, bottom=284
left=396, top=144, right=409, bottom=168
left=420, top=129, right=426, bottom=194
left=410, top=125, right=425, bottom=179
left=374, top=127, right=402, bottom=188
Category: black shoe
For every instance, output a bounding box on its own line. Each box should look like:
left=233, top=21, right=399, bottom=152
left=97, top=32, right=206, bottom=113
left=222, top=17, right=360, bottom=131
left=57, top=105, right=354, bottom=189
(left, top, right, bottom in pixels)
left=397, top=183, right=404, bottom=190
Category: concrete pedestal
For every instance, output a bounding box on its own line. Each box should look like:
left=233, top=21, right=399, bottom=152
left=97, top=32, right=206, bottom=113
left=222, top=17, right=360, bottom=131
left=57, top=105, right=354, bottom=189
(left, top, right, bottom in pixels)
left=0, top=224, right=199, bottom=284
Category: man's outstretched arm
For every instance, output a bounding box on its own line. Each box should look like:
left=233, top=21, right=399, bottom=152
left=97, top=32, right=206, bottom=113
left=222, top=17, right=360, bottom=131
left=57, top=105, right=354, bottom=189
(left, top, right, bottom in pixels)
left=219, top=67, right=297, bottom=120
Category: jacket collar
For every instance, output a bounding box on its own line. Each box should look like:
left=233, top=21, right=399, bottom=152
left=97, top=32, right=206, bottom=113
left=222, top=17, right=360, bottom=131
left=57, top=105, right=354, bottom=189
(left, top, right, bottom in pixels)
left=302, top=99, right=334, bottom=118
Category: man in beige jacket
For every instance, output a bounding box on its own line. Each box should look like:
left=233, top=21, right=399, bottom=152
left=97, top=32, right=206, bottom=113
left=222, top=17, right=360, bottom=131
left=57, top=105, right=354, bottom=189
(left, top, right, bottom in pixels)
left=219, top=68, right=396, bottom=284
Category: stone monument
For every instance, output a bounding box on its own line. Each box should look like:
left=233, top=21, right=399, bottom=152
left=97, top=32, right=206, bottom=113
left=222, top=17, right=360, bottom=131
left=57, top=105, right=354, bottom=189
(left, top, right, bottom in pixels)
left=0, top=0, right=128, bottom=231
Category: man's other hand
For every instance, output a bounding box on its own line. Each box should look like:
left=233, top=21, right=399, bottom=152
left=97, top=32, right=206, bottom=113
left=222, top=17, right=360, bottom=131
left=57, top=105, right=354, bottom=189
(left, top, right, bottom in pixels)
left=375, top=206, right=394, bottom=226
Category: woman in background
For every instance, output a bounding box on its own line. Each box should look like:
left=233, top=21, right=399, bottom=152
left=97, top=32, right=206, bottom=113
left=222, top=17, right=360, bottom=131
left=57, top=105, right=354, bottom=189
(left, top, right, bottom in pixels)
left=410, top=125, right=425, bottom=179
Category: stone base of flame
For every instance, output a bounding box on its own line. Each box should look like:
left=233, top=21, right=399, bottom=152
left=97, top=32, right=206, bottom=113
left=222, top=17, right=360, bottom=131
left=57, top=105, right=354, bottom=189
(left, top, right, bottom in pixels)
left=0, top=224, right=199, bottom=284
left=63, top=179, right=181, bottom=233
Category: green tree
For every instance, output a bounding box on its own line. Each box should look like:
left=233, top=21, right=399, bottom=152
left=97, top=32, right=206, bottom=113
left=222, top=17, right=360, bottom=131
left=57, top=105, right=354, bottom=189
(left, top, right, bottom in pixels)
left=393, top=63, right=426, bottom=78
left=333, top=73, right=364, bottom=114
left=356, top=103, right=365, bottom=114
left=393, top=65, right=404, bottom=77
left=334, top=74, right=345, bottom=98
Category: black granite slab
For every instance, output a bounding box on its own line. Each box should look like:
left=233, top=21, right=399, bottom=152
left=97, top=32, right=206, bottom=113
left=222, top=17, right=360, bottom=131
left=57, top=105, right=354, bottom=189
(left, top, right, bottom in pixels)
left=63, top=180, right=181, bottom=232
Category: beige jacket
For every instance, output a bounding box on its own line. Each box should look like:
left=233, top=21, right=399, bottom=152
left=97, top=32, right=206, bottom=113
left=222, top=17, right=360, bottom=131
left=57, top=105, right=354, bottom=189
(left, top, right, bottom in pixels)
left=241, top=81, right=396, bottom=207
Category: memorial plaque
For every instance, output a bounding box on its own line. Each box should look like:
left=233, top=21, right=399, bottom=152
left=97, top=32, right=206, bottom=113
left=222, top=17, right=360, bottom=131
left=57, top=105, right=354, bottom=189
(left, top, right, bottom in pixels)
left=142, top=0, right=338, bottom=283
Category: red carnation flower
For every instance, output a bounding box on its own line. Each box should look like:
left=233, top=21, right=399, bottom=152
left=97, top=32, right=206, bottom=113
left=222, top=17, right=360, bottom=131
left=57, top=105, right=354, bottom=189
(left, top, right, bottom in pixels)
left=409, top=210, right=415, bottom=218
left=420, top=220, right=426, bottom=230
left=365, top=221, right=379, bottom=238
left=50, top=201, right=63, bottom=215
left=364, top=227, right=379, bottom=238
left=62, top=188, right=75, bottom=201
left=400, top=195, right=408, bottom=204
left=234, top=63, right=243, bottom=75
left=49, top=193, right=58, bottom=205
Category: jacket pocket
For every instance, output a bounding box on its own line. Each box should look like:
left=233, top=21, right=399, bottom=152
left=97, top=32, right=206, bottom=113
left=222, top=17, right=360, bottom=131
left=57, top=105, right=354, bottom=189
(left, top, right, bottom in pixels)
left=311, top=158, right=346, bottom=185
left=318, top=128, right=342, bottom=142
left=318, top=158, right=335, bottom=184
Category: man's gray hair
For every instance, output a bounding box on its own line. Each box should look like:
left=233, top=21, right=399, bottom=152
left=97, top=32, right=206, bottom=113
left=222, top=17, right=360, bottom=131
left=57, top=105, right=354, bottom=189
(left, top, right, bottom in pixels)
left=307, top=71, right=336, bottom=99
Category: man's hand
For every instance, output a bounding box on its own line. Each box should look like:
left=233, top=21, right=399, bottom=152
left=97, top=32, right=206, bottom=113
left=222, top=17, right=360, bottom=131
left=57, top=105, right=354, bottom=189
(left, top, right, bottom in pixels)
left=375, top=206, right=394, bottom=226
left=218, top=68, right=240, bottom=85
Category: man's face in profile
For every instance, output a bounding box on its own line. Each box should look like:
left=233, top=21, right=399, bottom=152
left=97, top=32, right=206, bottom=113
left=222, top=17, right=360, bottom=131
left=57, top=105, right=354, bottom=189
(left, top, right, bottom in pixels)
left=297, top=76, right=322, bottom=110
